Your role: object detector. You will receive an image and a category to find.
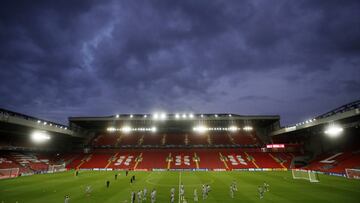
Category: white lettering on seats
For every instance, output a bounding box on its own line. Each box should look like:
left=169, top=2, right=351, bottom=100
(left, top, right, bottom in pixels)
left=175, top=155, right=191, bottom=166
left=114, top=155, right=134, bottom=166
left=320, top=153, right=343, bottom=164
left=228, top=155, right=248, bottom=165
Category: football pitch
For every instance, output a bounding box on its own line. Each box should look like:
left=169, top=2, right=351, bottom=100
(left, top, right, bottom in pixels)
left=0, top=171, right=359, bottom=203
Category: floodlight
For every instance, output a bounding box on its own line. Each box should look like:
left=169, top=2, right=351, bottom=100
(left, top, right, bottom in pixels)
left=49, top=123, right=52, bottom=126
left=182, top=114, right=187, bottom=119
left=115, top=114, right=119, bottom=118
left=151, top=127, right=157, bottom=132
left=243, top=126, right=253, bottom=131
left=200, top=114, right=204, bottom=118
left=160, top=113, right=167, bottom=120
left=107, top=127, right=116, bottom=132
left=130, top=114, right=133, bottom=118
left=229, top=126, right=239, bottom=132
left=229, top=114, right=232, bottom=117
left=31, top=131, right=50, bottom=143
left=153, top=113, right=159, bottom=120
left=189, top=114, right=194, bottom=119
left=37, top=120, right=41, bottom=124
left=121, top=126, right=132, bottom=133
left=193, top=125, right=208, bottom=133
left=43, top=122, right=47, bottom=125
left=175, top=114, right=180, bottom=119
left=215, top=114, right=218, bottom=118
left=64, top=127, right=67, bottom=130
left=144, top=115, right=147, bottom=118
left=324, top=125, right=343, bottom=137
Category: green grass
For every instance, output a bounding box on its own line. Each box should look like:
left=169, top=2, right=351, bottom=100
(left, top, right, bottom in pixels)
left=0, top=171, right=359, bottom=203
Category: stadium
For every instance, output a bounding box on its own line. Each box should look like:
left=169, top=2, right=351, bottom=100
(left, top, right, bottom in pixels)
left=1, top=1, right=360, bottom=203
left=0, top=100, right=359, bottom=202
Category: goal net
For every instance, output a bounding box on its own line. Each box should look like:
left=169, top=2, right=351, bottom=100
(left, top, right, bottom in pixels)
left=292, top=169, right=319, bottom=183
left=346, top=168, right=360, bottom=180
left=0, top=168, right=19, bottom=179
left=48, top=164, right=66, bottom=173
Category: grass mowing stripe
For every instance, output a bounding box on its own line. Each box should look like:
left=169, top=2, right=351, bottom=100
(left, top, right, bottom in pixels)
left=178, top=172, right=181, bottom=203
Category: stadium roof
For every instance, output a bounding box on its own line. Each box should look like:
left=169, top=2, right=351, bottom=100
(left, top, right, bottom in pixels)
left=271, top=100, right=360, bottom=136
left=69, top=113, right=280, bottom=132
left=0, top=108, right=73, bottom=136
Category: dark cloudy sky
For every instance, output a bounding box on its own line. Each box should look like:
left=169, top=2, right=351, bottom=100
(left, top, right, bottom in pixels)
left=0, top=0, right=359, bottom=125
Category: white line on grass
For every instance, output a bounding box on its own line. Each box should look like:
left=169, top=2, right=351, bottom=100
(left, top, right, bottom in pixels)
left=178, top=172, right=182, bottom=203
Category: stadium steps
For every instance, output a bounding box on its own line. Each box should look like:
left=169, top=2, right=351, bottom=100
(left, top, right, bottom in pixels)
left=115, top=135, right=123, bottom=147
left=166, top=153, right=172, bottom=169
left=133, top=153, right=143, bottom=170
left=185, top=134, right=189, bottom=145
left=227, top=133, right=236, bottom=145
left=207, top=134, right=212, bottom=145
left=219, top=152, right=230, bottom=170
left=161, top=134, right=166, bottom=145
left=269, top=153, right=287, bottom=169
left=193, top=152, right=200, bottom=169
left=138, top=136, right=144, bottom=145
left=105, top=152, right=119, bottom=169
left=244, top=152, right=259, bottom=168
left=76, top=154, right=92, bottom=170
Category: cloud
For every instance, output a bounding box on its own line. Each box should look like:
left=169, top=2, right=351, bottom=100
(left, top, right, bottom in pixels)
left=0, top=0, right=359, bottom=125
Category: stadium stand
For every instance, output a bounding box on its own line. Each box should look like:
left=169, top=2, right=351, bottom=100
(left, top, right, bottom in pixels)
left=305, top=150, right=360, bottom=173
left=63, top=149, right=298, bottom=171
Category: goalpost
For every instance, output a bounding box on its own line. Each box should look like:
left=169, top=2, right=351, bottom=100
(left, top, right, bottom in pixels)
left=345, top=168, right=360, bottom=180
left=48, top=164, right=66, bottom=173
left=292, top=169, right=320, bottom=183
left=0, top=168, right=19, bottom=179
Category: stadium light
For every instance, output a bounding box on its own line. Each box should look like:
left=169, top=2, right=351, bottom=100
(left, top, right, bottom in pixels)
left=214, top=114, right=218, bottom=118
left=151, top=127, right=157, bottom=132
left=43, top=122, right=47, bottom=125
left=189, top=114, right=194, bottom=119
left=130, top=114, right=133, bottom=118
left=243, top=126, right=253, bottom=131
left=37, top=120, right=41, bottom=124
left=121, top=126, right=132, bottom=133
left=115, top=114, right=119, bottom=118
left=200, top=114, right=204, bottom=118
left=228, top=126, right=239, bottom=132
left=144, top=115, right=147, bottom=118
left=324, top=125, right=343, bottom=138
left=160, top=113, right=167, bottom=120
left=175, top=114, right=180, bottom=119
left=153, top=113, right=159, bottom=120
left=31, top=131, right=50, bottom=143
left=107, top=127, right=116, bottom=132
left=229, top=114, right=232, bottom=117
left=182, top=114, right=187, bottom=119
left=193, top=125, right=208, bottom=133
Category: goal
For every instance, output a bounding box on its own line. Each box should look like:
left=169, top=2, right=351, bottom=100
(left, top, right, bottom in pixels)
left=345, top=168, right=360, bottom=180
left=0, top=168, right=19, bottom=179
left=48, top=164, right=66, bottom=173
left=292, top=169, right=320, bottom=182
